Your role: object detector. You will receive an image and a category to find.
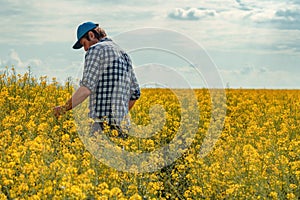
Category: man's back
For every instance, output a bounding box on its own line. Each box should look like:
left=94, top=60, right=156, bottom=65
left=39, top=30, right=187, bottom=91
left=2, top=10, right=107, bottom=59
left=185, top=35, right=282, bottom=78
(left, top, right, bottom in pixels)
left=81, top=37, right=140, bottom=125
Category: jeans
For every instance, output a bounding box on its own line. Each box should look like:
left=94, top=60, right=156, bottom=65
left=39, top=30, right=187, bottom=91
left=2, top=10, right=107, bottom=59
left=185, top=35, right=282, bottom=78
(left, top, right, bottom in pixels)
left=91, top=122, right=128, bottom=139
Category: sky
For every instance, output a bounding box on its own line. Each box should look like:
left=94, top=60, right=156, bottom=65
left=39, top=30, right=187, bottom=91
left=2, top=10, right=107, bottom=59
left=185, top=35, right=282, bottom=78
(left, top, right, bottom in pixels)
left=0, top=0, right=300, bottom=89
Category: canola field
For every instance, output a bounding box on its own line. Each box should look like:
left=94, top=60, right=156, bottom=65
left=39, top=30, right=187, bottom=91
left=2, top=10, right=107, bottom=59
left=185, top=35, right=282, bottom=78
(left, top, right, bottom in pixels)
left=0, top=68, right=299, bottom=200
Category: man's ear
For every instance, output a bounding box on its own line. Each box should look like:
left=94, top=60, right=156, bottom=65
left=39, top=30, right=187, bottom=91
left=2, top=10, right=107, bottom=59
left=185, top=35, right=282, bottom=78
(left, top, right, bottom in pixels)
left=88, top=31, right=95, bottom=40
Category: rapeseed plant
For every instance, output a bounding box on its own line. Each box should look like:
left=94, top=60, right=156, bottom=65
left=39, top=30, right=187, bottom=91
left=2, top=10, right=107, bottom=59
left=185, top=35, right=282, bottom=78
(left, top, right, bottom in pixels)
left=0, top=68, right=299, bottom=199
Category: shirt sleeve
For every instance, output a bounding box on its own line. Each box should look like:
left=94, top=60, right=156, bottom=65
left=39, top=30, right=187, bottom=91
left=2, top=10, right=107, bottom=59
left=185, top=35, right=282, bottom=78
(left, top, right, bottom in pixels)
left=130, top=68, right=141, bottom=100
left=79, top=47, right=102, bottom=92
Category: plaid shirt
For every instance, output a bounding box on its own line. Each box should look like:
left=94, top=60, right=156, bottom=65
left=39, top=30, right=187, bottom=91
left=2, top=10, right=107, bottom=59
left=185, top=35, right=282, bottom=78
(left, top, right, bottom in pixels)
left=80, top=37, right=140, bottom=125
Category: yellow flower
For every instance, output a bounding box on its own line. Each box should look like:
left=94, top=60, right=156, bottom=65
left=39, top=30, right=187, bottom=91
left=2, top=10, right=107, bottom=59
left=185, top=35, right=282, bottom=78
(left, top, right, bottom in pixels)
left=110, top=187, right=123, bottom=198
left=287, top=193, right=296, bottom=200
left=69, top=185, right=86, bottom=199
left=1, top=71, right=300, bottom=199
left=289, top=184, right=297, bottom=190
left=129, top=193, right=142, bottom=200
left=184, top=190, right=191, bottom=198
left=111, top=129, right=119, bottom=137
left=101, top=188, right=111, bottom=196
left=17, top=182, right=29, bottom=194
left=97, top=182, right=109, bottom=191
left=269, top=192, right=278, bottom=199
left=2, top=179, right=14, bottom=186
left=127, top=184, right=138, bottom=194
left=0, top=192, right=7, bottom=200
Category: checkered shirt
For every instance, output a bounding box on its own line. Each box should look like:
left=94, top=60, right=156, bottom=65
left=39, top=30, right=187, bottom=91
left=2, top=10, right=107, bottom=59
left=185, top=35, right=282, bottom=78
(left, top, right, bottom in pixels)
left=80, top=37, right=140, bottom=125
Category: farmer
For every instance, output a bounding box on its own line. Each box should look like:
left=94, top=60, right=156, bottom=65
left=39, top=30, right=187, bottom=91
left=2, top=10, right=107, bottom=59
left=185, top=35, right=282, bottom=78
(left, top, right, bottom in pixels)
left=53, top=21, right=140, bottom=137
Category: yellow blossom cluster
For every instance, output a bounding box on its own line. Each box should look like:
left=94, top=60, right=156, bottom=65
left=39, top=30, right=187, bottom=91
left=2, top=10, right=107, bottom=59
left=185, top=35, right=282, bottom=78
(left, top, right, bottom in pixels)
left=0, top=68, right=299, bottom=199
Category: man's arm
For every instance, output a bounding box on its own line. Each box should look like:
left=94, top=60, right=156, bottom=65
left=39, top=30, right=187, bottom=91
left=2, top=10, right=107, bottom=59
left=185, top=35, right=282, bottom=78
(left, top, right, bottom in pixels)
left=128, top=100, right=136, bottom=111
left=53, top=86, right=91, bottom=117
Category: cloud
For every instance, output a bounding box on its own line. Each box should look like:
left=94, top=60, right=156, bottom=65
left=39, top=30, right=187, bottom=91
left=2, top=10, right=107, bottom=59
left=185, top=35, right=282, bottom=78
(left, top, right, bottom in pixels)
left=240, top=66, right=255, bottom=75
left=235, top=0, right=300, bottom=30
left=0, top=0, right=160, bottom=45
left=249, top=8, right=300, bottom=30
left=0, top=48, right=79, bottom=83
left=0, top=49, right=48, bottom=76
left=0, top=49, right=42, bottom=69
left=168, top=7, right=217, bottom=20
left=0, top=0, right=299, bottom=89
left=219, top=66, right=300, bottom=88
left=238, top=65, right=268, bottom=75
left=272, top=8, right=300, bottom=30
left=235, top=0, right=253, bottom=11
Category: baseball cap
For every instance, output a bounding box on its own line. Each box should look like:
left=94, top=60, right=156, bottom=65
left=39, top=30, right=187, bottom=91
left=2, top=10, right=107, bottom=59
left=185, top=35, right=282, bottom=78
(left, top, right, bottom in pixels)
left=73, top=22, right=98, bottom=49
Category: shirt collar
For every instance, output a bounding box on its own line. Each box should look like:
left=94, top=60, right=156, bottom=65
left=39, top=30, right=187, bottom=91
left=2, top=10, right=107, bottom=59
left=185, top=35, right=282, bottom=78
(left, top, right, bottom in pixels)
left=100, top=37, right=112, bottom=42
left=89, top=37, right=112, bottom=49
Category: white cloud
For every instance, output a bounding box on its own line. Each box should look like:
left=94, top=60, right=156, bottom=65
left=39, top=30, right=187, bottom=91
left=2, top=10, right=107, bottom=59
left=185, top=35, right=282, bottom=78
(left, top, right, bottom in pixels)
left=0, top=49, right=45, bottom=76
left=0, top=0, right=299, bottom=88
left=233, top=0, right=300, bottom=30
left=0, top=49, right=43, bottom=70
left=219, top=66, right=300, bottom=88
left=168, top=7, right=217, bottom=20
left=0, top=48, right=82, bottom=83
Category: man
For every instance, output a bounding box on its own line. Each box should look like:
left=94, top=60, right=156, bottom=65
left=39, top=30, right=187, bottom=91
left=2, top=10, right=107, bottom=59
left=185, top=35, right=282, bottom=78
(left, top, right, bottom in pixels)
left=53, top=21, right=140, bottom=136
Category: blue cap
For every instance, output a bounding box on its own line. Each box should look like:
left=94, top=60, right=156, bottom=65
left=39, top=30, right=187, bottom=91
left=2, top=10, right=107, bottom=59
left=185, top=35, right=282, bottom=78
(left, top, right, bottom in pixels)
left=73, top=22, right=98, bottom=49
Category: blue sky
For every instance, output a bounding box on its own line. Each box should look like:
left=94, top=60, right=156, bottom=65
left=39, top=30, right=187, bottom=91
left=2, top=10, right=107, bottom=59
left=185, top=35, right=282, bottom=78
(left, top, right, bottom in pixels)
left=0, top=0, right=300, bottom=88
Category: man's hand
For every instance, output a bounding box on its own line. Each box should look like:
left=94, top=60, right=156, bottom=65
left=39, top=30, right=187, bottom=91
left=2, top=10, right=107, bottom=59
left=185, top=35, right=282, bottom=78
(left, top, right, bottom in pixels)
left=53, top=106, right=66, bottom=118
left=52, top=86, right=91, bottom=119
left=129, top=100, right=136, bottom=110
